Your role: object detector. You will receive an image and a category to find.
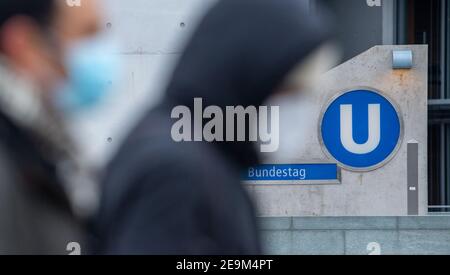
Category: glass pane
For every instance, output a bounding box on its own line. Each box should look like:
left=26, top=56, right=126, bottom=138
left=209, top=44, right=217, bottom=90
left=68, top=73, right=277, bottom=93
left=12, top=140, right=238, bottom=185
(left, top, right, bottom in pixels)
left=428, top=124, right=440, bottom=209
left=446, top=124, right=450, bottom=204
left=428, top=124, right=450, bottom=212
left=405, top=0, right=443, bottom=100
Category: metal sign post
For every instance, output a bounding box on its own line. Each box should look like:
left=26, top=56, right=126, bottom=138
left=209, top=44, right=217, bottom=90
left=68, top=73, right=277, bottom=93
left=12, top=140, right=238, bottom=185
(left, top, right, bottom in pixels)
left=407, top=140, right=419, bottom=216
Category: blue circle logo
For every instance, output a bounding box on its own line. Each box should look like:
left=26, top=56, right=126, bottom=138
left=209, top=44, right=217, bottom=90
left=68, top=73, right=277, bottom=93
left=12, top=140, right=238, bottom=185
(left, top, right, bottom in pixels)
left=320, top=89, right=402, bottom=171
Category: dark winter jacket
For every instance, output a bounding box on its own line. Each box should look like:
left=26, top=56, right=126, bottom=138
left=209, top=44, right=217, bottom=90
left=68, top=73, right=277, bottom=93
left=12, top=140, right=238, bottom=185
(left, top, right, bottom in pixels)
left=0, top=111, right=83, bottom=254
left=93, top=0, right=331, bottom=255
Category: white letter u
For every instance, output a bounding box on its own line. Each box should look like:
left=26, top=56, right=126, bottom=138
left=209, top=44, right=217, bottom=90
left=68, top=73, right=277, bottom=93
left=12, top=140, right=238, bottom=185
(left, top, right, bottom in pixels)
left=340, top=104, right=381, bottom=154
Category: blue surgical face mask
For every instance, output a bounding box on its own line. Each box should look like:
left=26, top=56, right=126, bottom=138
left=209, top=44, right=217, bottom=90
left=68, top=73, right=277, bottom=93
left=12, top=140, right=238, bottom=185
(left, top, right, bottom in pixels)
left=54, top=34, right=120, bottom=112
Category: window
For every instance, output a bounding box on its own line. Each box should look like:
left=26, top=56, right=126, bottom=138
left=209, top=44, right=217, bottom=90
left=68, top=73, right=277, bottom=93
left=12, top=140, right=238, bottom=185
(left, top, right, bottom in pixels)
left=315, top=0, right=450, bottom=213
left=397, top=0, right=450, bottom=212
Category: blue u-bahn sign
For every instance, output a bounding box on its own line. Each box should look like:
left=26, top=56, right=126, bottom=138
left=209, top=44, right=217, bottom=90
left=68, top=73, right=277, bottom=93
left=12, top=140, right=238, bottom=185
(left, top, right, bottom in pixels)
left=320, top=89, right=403, bottom=171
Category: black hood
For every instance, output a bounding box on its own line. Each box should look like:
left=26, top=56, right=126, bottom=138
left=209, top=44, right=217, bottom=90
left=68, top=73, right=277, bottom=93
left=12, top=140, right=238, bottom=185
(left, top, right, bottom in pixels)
left=161, top=0, right=333, bottom=168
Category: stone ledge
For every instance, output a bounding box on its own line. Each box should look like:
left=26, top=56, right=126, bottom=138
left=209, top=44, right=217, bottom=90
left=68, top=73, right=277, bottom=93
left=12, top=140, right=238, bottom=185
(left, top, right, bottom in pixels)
left=258, top=216, right=450, bottom=231
left=398, top=216, right=450, bottom=229
left=258, top=217, right=292, bottom=230
left=259, top=216, right=450, bottom=255
left=292, top=217, right=397, bottom=230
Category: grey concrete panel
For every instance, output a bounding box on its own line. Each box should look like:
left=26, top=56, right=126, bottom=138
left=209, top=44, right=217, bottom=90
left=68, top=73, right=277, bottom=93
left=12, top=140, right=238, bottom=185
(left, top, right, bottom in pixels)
left=258, top=217, right=292, bottom=231
left=318, top=0, right=383, bottom=62
left=103, top=0, right=217, bottom=54
left=293, top=217, right=397, bottom=230
left=68, top=1, right=215, bottom=166
left=345, top=230, right=400, bottom=255
left=260, top=217, right=450, bottom=255
left=291, top=230, right=345, bottom=255
left=398, top=216, right=450, bottom=230
left=260, top=231, right=292, bottom=255
left=397, top=230, right=450, bottom=255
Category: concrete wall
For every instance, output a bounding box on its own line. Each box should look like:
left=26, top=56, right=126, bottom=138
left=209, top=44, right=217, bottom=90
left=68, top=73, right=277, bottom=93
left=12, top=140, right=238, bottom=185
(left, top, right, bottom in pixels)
left=248, top=45, right=428, bottom=217
left=70, top=2, right=429, bottom=217
left=70, top=0, right=389, bottom=168
left=68, top=0, right=217, bottom=167
left=260, top=216, right=450, bottom=255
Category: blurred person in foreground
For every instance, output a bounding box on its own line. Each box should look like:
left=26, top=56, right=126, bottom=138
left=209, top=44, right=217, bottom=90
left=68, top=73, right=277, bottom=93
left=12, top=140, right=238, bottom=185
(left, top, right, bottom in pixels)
left=0, top=0, right=118, bottom=254
left=94, top=0, right=335, bottom=255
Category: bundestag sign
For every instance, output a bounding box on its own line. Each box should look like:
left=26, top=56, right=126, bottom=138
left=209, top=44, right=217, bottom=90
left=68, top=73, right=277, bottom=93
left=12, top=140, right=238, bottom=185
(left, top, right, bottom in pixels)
left=245, top=46, right=428, bottom=217
left=244, top=164, right=340, bottom=184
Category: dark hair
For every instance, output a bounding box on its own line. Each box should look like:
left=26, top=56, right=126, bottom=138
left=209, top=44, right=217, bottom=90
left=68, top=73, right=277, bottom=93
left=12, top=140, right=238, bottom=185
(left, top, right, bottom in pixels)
left=0, top=0, right=55, bottom=29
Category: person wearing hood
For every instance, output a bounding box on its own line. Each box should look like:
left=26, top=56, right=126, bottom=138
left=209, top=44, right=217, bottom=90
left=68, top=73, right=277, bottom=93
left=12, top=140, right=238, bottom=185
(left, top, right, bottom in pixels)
left=93, top=0, right=334, bottom=255
left=0, top=0, right=118, bottom=254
